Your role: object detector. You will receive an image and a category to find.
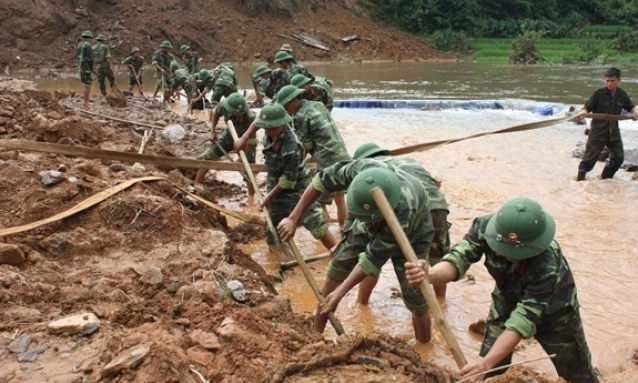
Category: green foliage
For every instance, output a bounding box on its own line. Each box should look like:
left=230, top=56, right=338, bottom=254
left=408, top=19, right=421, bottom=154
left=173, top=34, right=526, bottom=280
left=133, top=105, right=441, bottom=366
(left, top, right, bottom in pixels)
left=242, top=0, right=302, bottom=12
left=429, top=29, right=474, bottom=54
left=611, top=30, right=638, bottom=52
left=509, top=28, right=543, bottom=64
left=571, top=38, right=605, bottom=63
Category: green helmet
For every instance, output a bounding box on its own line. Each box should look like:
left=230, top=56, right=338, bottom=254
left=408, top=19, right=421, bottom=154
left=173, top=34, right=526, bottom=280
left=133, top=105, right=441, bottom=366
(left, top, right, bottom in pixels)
left=170, top=61, right=179, bottom=71
left=81, top=30, right=93, bottom=38
left=222, top=62, right=234, bottom=70
left=223, top=93, right=249, bottom=114
left=485, top=197, right=556, bottom=259
left=280, top=43, right=293, bottom=53
left=160, top=40, right=174, bottom=49
left=180, top=44, right=190, bottom=53
left=131, top=47, right=142, bottom=54
left=253, top=74, right=262, bottom=83
left=273, top=50, right=294, bottom=63
left=96, top=34, right=107, bottom=41
left=199, top=69, right=213, bottom=80
left=353, top=143, right=390, bottom=160
left=255, top=103, right=292, bottom=129
left=254, top=65, right=272, bottom=77
left=290, top=74, right=312, bottom=88
left=346, top=168, right=401, bottom=223
left=275, top=85, right=304, bottom=106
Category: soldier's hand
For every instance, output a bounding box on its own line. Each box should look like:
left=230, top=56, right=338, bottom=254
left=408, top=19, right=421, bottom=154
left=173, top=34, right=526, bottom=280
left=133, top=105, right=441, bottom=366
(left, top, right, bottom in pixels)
left=208, top=130, right=217, bottom=142
left=632, top=111, right=638, bottom=121
left=320, top=290, right=343, bottom=315
left=233, top=137, right=247, bottom=153
left=459, top=359, right=489, bottom=380
left=260, top=195, right=272, bottom=209
left=405, top=260, right=428, bottom=286
left=277, top=218, right=297, bottom=242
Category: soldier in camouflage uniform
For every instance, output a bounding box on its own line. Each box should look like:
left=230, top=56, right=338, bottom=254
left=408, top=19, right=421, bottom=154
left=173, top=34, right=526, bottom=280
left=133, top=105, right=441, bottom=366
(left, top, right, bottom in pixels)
left=353, top=142, right=450, bottom=300
left=152, top=40, right=175, bottom=100
left=255, top=103, right=337, bottom=250
left=279, top=43, right=297, bottom=64
left=253, top=65, right=290, bottom=102
left=210, top=63, right=238, bottom=107
left=122, top=47, right=144, bottom=94
left=77, top=30, right=94, bottom=107
left=273, top=51, right=315, bottom=82
left=291, top=74, right=334, bottom=112
left=92, top=34, right=116, bottom=96
left=406, top=197, right=599, bottom=383
left=575, top=67, right=638, bottom=181
left=195, top=93, right=257, bottom=196
left=277, top=162, right=434, bottom=341
left=276, top=85, right=350, bottom=226
left=180, top=45, right=202, bottom=74
left=171, top=62, right=189, bottom=93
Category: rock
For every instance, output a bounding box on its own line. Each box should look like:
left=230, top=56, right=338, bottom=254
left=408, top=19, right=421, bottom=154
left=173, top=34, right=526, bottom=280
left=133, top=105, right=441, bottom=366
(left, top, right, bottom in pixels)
left=131, top=163, right=146, bottom=172
left=0, top=151, right=19, bottom=161
left=57, top=164, right=67, bottom=172
left=106, top=89, right=127, bottom=108
left=47, top=373, right=83, bottom=383
left=75, top=8, right=89, bottom=17
left=102, top=342, right=152, bottom=377
left=226, top=280, right=247, bottom=302
left=161, top=124, right=186, bottom=143
left=167, top=169, right=189, bottom=186
left=39, top=170, right=65, bottom=186
left=0, top=243, right=26, bottom=266
left=173, top=318, right=191, bottom=326
left=188, top=329, right=222, bottom=351
left=57, top=137, right=72, bottom=145
left=0, top=126, right=7, bottom=134
left=201, top=230, right=229, bottom=257
left=215, top=317, right=239, bottom=337
left=253, top=52, right=261, bottom=58
left=47, top=111, right=63, bottom=120
left=39, top=233, right=73, bottom=256
left=133, top=264, right=163, bottom=285
left=122, top=90, right=134, bottom=97
left=0, top=109, right=12, bottom=118
left=109, top=163, right=126, bottom=172
left=54, top=90, right=74, bottom=99
left=167, top=278, right=185, bottom=293
left=8, top=334, right=32, bottom=353
left=18, top=343, right=48, bottom=362
left=628, top=348, right=638, bottom=364
left=186, top=346, right=214, bottom=365
left=48, top=313, right=100, bottom=336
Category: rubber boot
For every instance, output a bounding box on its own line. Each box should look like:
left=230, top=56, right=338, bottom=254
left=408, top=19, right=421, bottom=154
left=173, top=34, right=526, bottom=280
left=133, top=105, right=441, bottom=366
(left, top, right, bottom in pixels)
left=601, top=167, right=616, bottom=180
left=577, top=169, right=587, bottom=181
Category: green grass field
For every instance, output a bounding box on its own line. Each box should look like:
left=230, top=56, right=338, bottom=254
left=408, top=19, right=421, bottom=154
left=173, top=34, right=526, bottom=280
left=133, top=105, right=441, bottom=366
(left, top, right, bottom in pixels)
left=472, top=38, right=638, bottom=64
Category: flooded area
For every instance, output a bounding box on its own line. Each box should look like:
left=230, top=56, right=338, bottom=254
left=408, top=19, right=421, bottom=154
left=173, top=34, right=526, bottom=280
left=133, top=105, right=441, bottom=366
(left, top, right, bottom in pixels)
left=25, top=62, right=638, bottom=379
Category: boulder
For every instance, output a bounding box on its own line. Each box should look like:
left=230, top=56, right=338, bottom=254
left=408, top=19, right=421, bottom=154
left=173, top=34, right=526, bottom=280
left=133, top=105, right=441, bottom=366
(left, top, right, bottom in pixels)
left=106, top=89, right=127, bottom=108
left=48, top=313, right=100, bottom=336
left=188, top=329, right=222, bottom=351
left=102, top=342, right=152, bottom=377
left=39, top=170, right=65, bottom=186
left=39, top=233, right=73, bottom=256
left=0, top=243, right=26, bottom=266
left=161, top=124, right=186, bottom=143
left=226, top=280, right=247, bottom=302
left=132, top=264, right=163, bottom=285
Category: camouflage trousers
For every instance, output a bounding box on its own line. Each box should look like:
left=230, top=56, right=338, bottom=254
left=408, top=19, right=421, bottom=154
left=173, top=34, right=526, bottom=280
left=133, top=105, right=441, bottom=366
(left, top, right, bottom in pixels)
left=202, top=130, right=257, bottom=163
left=96, top=67, right=115, bottom=93
left=428, top=209, right=450, bottom=266
left=79, top=62, right=92, bottom=88
left=210, top=84, right=234, bottom=106
left=154, top=73, right=174, bottom=92
left=578, top=138, right=624, bottom=179
left=128, top=71, right=142, bottom=89
left=266, top=187, right=328, bottom=244
left=480, top=307, right=599, bottom=383
left=326, top=222, right=428, bottom=315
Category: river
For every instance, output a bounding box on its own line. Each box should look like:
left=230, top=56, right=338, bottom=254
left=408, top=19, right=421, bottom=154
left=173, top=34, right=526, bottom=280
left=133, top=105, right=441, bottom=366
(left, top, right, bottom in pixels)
left=30, top=62, right=638, bottom=379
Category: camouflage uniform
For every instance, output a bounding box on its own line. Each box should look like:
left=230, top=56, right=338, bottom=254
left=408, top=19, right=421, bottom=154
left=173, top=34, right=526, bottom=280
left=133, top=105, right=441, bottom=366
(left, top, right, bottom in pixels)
left=202, top=103, right=257, bottom=163
left=183, top=51, right=201, bottom=74
left=122, top=55, right=144, bottom=89
left=303, top=82, right=334, bottom=112
left=291, top=100, right=350, bottom=204
left=76, top=40, right=93, bottom=88
left=263, top=125, right=328, bottom=243
left=579, top=87, right=636, bottom=178
left=172, top=68, right=190, bottom=91
left=262, top=69, right=290, bottom=100
left=209, top=67, right=237, bottom=105
left=313, top=159, right=434, bottom=314
left=152, top=50, right=174, bottom=90
left=92, top=42, right=115, bottom=94
left=443, top=215, right=599, bottom=383
left=375, top=155, right=449, bottom=267
left=286, top=63, right=314, bottom=82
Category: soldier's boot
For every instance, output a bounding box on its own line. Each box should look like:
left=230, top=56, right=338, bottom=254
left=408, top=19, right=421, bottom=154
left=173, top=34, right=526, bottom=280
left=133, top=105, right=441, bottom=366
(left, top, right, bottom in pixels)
left=601, top=166, right=616, bottom=180
left=576, top=169, right=587, bottom=181
left=412, top=313, right=432, bottom=343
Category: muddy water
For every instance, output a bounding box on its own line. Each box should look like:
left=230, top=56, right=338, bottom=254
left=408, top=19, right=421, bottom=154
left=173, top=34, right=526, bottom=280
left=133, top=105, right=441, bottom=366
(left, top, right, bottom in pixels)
left=30, top=62, right=638, bottom=377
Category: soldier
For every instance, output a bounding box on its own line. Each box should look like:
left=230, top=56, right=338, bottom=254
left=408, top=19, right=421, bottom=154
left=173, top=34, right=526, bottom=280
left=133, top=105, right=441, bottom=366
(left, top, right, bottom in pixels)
left=273, top=51, right=314, bottom=82
left=252, top=65, right=290, bottom=102
left=405, top=197, right=599, bottom=383
left=77, top=30, right=94, bottom=107
left=276, top=85, right=350, bottom=226
left=122, top=47, right=144, bottom=94
left=152, top=40, right=175, bottom=101
left=255, top=103, right=337, bottom=251
left=291, top=74, right=334, bottom=112
left=211, top=62, right=238, bottom=107
left=195, top=93, right=257, bottom=197
left=180, top=45, right=202, bottom=74
left=575, top=67, right=638, bottom=181
left=92, top=34, right=116, bottom=96
left=277, top=163, right=434, bottom=342
left=279, top=43, right=297, bottom=64
left=353, top=142, right=450, bottom=300
left=189, top=69, right=214, bottom=107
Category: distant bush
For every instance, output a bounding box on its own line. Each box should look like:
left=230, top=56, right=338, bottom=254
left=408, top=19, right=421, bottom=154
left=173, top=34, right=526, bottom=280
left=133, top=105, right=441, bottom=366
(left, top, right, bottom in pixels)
left=610, top=30, right=638, bottom=52
left=582, top=25, right=632, bottom=38
left=429, top=29, right=474, bottom=54
left=241, top=0, right=302, bottom=12
left=509, top=28, right=543, bottom=64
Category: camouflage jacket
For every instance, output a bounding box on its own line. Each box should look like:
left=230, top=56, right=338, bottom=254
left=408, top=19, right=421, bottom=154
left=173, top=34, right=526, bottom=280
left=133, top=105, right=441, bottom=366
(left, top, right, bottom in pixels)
left=263, top=125, right=311, bottom=196
left=584, top=87, right=636, bottom=141
left=92, top=43, right=111, bottom=68
left=122, top=55, right=144, bottom=73
left=258, top=78, right=270, bottom=97
left=375, top=155, right=448, bottom=212
left=286, top=63, right=314, bottom=82
left=212, top=67, right=238, bottom=90
left=291, top=100, right=350, bottom=169
left=302, top=83, right=334, bottom=112
left=313, top=158, right=433, bottom=276
left=183, top=51, right=201, bottom=74
left=151, top=50, right=174, bottom=76
left=442, top=214, right=580, bottom=339
left=213, top=103, right=257, bottom=140
left=264, top=69, right=291, bottom=100
left=173, top=68, right=189, bottom=83
left=76, top=41, right=93, bottom=68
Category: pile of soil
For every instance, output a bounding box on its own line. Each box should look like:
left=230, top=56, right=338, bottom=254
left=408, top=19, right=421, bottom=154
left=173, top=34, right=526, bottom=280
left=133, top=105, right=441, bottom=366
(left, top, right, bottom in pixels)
left=0, top=0, right=448, bottom=71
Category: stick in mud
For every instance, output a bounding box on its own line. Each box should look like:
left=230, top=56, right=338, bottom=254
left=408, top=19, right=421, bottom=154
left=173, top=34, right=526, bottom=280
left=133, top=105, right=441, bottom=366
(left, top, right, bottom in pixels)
left=455, top=354, right=556, bottom=383
left=280, top=252, right=331, bottom=270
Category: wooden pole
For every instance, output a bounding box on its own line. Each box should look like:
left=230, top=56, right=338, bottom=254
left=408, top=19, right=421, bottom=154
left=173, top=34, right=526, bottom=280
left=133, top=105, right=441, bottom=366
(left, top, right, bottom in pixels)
left=133, top=69, right=144, bottom=96
left=456, top=354, right=556, bottom=383
left=370, top=187, right=467, bottom=368
left=280, top=252, right=331, bottom=270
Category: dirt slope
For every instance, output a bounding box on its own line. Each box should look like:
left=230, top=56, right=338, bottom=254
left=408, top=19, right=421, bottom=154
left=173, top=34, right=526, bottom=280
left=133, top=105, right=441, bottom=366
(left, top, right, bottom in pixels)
left=0, top=0, right=447, bottom=71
